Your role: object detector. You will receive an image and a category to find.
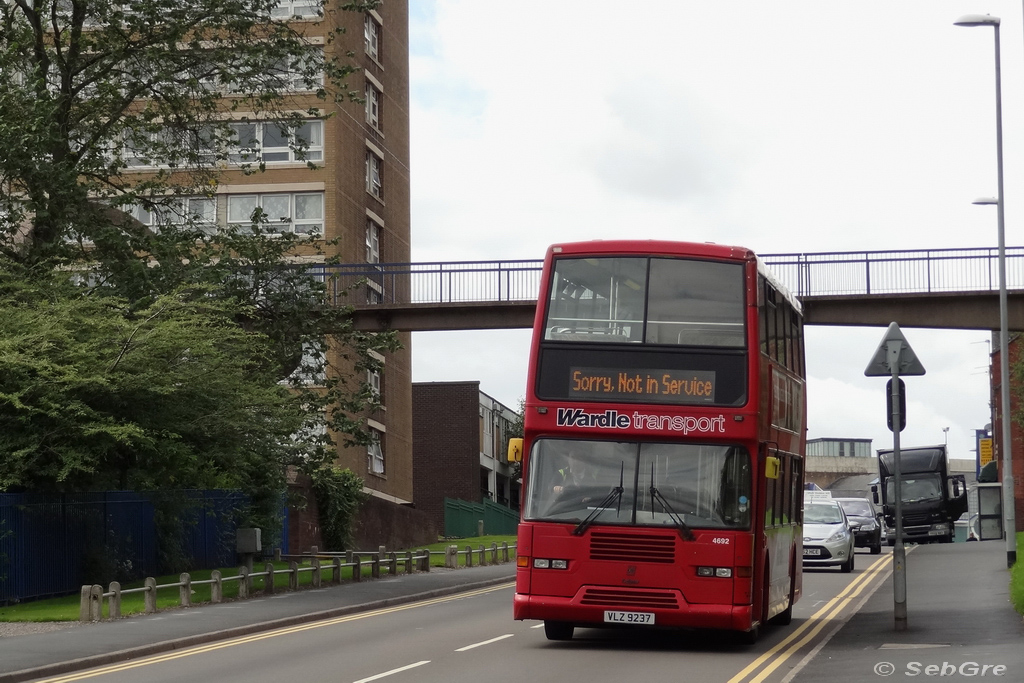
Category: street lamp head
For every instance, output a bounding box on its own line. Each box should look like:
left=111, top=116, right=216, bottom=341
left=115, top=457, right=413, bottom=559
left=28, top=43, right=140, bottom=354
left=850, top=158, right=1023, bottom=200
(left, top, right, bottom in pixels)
left=973, top=197, right=999, bottom=205
left=954, top=14, right=1001, bottom=27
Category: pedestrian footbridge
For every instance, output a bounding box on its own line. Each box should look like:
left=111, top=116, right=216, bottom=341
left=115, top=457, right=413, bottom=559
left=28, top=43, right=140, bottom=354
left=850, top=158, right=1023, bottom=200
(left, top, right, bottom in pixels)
left=306, top=247, right=1024, bottom=332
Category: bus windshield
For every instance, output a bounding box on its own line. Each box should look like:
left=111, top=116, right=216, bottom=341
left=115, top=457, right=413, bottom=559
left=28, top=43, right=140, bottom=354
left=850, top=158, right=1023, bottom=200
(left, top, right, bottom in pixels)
left=544, top=256, right=745, bottom=347
left=523, top=438, right=751, bottom=530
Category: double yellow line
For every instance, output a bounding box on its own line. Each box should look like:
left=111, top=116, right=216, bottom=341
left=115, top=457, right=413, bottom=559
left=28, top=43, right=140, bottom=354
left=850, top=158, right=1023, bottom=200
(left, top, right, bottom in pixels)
left=34, top=583, right=515, bottom=683
left=728, top=552, right=895, bottom=683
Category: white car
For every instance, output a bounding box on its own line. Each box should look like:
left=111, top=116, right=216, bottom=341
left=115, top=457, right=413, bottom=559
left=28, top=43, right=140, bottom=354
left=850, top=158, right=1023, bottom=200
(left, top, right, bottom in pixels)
left=803, top=501, right=858, bottom=572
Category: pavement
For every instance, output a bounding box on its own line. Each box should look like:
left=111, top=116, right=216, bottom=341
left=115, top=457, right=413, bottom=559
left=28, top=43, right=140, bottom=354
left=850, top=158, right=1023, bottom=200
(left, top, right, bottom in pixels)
left=1, top=540, right=1021, bottom=683
left=789, top=539, right=1024, bottom=683
left=0, top=561, right=518, bottom=683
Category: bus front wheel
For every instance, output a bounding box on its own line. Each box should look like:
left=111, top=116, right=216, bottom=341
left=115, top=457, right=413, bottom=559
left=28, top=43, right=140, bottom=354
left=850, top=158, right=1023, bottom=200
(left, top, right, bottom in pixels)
left=543, top=620, right=574, bottom=641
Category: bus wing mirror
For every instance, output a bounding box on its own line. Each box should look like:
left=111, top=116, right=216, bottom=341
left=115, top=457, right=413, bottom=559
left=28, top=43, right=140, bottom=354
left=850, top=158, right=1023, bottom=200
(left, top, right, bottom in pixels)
left=765, top=455, right=780, bottom=479
left=507, top=438, right=524, bottom=463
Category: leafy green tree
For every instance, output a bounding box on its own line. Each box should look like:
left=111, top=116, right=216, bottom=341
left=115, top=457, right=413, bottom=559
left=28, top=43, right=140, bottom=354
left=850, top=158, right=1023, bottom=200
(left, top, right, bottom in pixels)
left=0, top=0, right=395, bottom=543
left=0, top=0, right=375, bottom=274
left=0, top=265, right=297, bottom=495
left=309, top=465, right=366, bottom=551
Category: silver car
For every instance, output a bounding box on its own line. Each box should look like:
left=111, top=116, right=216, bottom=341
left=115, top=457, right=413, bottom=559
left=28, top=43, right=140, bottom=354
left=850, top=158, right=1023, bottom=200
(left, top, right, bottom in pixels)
left=803, top=500, right=858, bottom=572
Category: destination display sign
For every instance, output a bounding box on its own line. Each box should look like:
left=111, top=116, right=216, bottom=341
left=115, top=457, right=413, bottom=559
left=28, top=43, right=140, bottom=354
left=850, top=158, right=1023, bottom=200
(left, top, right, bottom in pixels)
left=568, top=366, right=716, bottom=404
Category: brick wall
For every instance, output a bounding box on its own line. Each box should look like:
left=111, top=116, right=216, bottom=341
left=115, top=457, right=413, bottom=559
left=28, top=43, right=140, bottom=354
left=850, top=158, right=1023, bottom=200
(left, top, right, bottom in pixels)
left=991, top=334, right=1024, bottom=532
left=287, top=470, right=437, bottom=553
left=412, top=381, right=482, bottom=531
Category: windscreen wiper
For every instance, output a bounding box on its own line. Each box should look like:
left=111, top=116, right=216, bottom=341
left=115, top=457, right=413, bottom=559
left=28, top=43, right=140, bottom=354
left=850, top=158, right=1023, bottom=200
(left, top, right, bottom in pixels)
left=572, top=462, right=624, bottom=536
left=649, top=463, right=695, bottom=541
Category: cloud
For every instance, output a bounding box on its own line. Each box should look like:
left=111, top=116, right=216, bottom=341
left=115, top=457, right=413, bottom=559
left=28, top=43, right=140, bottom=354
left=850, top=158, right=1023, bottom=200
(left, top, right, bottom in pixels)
left=407, top=0, right=1019, bottom=466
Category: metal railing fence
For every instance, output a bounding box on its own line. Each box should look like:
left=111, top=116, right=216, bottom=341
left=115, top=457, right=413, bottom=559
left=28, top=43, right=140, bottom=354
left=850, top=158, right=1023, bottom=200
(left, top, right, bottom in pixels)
left=80, top=542, right=517, bottom=622
left=306, top=247, right=1024, bottom=307
left=308, top=260, right=543, bottom=306
left=762, top=247, right=1024, bottom=297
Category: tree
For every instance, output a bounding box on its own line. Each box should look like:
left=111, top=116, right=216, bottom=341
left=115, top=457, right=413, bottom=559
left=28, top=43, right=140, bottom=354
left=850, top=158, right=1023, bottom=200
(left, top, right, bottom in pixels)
left=0, top=0, right=394, bottom=535
left=0, top=0, right=375, bottom=274
left=0, top=264, right=297, bottom=511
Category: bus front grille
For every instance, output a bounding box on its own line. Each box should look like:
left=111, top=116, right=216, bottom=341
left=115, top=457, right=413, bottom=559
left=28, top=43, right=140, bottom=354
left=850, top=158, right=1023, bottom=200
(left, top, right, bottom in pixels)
left=580, top=587, right=680, bottom=610
left=589, top=532, right=676, bottom=564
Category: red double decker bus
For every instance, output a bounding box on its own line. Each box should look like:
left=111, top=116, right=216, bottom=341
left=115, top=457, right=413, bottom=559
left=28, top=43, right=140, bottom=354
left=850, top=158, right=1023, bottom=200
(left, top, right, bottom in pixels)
left=508, top=240, right=806, bottom=643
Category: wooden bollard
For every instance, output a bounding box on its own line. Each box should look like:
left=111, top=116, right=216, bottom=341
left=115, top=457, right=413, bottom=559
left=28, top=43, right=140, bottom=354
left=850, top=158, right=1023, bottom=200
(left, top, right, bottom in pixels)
left=90, top=584, right=102, bottom=621
left=211, top=571, right=222, bottom=603
left=179, top=573, right=191, bottom=607
left=79, top=586, right=91, bottom=623
left=144, top=577, right=157, bottom=614
left=108, top=581, right=121, bottom=619
left=238, top=566, right=249, bottom=599
left=265, top=562, right=276, bottom=593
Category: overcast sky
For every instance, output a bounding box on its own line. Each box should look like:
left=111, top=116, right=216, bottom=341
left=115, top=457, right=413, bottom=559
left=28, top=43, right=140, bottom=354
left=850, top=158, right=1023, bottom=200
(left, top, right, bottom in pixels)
left=406, top=0, right=1024, bottom=464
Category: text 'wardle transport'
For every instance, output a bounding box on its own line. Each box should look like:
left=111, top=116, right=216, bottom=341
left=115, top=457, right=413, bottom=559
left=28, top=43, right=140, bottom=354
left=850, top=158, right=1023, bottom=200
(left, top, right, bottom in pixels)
left=556, top=408, right=726, bottom=435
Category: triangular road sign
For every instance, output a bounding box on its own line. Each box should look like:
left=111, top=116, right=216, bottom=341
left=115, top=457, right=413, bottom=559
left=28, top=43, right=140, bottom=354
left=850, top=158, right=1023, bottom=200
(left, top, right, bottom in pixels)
left=864, top=322, right=926, bottom=377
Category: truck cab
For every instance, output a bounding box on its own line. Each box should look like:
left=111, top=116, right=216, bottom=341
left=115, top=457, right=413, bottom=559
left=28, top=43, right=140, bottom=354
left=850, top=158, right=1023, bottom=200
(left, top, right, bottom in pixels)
left=873, top=445, right=967, bottom=545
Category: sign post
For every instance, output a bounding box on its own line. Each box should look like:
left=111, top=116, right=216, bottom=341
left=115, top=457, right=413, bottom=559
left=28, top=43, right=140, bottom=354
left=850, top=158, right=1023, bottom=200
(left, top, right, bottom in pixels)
left=865, top=322, right=925, bottom=632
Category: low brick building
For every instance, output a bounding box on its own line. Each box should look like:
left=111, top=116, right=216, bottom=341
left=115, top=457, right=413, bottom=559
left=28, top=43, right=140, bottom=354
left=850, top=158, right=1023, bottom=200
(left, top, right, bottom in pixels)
left=412, top=381, right=519, bottom=533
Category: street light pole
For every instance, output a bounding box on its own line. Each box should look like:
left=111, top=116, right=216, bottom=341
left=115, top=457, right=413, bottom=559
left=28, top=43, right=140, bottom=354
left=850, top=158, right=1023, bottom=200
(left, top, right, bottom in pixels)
left=957, top=13, right=1017, bottom=568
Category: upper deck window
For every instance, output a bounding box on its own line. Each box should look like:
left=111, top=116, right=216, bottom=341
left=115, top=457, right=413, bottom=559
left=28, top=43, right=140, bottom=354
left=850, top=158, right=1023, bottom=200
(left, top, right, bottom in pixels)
left=544, top=256, right=745, bottom=348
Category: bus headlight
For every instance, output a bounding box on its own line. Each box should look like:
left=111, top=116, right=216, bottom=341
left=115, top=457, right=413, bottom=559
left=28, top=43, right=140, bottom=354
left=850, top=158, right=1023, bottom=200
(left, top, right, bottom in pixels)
left=533, top=558, right=569, bottom=569
left=697, top=566, right=733, bottom=578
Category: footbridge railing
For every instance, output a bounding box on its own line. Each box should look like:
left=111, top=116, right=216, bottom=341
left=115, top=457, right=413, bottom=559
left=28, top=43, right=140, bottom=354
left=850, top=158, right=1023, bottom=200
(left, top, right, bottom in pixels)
left=308, top=247, right=1024, bottom=307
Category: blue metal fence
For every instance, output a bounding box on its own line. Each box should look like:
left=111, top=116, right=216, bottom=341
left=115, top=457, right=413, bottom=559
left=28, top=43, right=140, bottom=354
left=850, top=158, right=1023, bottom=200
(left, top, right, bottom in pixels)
left=0, top=490, right=253, bottom=605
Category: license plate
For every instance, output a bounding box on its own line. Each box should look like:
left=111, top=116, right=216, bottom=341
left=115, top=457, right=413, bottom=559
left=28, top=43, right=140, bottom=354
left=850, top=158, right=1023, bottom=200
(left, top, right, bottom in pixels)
left=604, top=610, right=655, bottom=625
left=803, top=548, right=821, bottom=557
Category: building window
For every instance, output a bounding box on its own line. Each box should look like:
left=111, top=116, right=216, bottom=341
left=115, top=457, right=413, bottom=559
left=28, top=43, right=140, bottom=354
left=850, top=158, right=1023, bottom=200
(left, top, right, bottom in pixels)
left=228, top=120, right=323, bottom=164
left=367, top=368, right=381, bottom=399
left=131, top=196, right=216, bottom=233
left=365, top=150, right=382, bottom=199
left=365, top=80, right=381, bottom=129
left=268, top=49, right=324, bottom=92
left=271, top=0, right=321, bottom=19
left=368, top=429, right=385, bottom=475
left=366, top=280, right=383, bottom=304
left=367, top=350, right=385, bottom=401
left=364, top=14, right=380, bottom=61
left=122, top=126, right=218, bottom=169
left=282, top=340, right=327, bottom=386
left=227, top=192, right=324, bottom=235
left=366, top=220, right=380, bottom=264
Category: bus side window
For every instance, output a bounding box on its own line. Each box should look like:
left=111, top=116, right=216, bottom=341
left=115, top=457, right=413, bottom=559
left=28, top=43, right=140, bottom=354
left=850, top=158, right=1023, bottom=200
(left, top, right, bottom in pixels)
left=720, top=448, right=751, bottom=526
left=779, top=454, right=791, bottom=525
left=790, top=457, right=804, bottom=523
left=764, top=458, right=777, bottom=529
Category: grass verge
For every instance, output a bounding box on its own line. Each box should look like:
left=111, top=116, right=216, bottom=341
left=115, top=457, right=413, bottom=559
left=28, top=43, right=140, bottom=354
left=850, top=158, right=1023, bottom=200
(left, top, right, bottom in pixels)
left=0, top=535, right=517, bottom=623
left=1011, top=532, right=1024, bottom=615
